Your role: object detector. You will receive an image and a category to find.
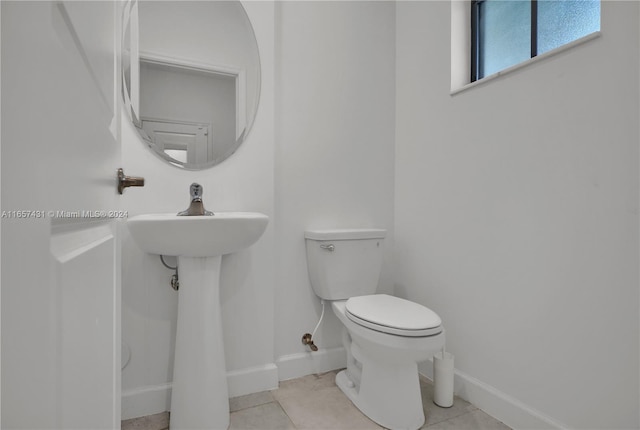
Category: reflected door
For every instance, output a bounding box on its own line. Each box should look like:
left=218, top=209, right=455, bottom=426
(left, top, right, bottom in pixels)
left=141, top=119, right=211, bottom=165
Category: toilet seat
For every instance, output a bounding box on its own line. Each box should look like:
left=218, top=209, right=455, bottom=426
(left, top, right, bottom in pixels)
left=345, top=294, right=442, bottom=337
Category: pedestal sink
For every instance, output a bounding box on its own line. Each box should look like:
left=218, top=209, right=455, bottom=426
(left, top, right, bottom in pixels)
left=127, top=212, right=268, bottom=430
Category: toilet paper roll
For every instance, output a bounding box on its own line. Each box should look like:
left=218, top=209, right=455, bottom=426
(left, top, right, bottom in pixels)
left=433, top=351, right=454, bottom=407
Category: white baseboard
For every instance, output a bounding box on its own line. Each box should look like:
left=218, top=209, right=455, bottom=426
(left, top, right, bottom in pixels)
left=122, top=362, right=279, bottom=420
left=419, top=360, right=568, bottom=430
left=121, top=383, right=172, bottom=421
left=276, top=346, right=346, bottom=381
left=227, top=363, right=279, bottom=398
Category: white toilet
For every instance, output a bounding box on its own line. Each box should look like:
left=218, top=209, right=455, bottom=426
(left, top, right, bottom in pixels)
left=305, top=228, right=445, bottom=430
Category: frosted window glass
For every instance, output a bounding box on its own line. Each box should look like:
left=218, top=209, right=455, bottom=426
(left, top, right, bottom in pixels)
left=480, top=0, right=531, bottom=78
left=538, top=0, right=600, bottom=54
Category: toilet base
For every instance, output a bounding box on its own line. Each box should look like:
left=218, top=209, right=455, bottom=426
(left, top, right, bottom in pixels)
left=336, top=364, right=425, bottom=430
left=330, top=300, right=444, bottom=430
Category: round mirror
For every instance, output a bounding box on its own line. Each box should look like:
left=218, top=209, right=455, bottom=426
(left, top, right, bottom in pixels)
left=122, top=1, right=261, bottom=170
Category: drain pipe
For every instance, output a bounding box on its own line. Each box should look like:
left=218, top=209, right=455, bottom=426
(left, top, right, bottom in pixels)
left=302, top=299, right=325, bottom=352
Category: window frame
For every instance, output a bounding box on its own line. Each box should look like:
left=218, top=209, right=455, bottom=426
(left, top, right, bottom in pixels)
left=470, top=0, right=541, bottom=82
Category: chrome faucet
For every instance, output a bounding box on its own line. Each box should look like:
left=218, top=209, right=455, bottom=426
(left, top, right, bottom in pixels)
left=178, top=183, right=214, bottom=216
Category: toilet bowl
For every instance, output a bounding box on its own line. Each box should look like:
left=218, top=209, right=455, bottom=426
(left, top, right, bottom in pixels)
left=304, top=229, right=445, bottom=430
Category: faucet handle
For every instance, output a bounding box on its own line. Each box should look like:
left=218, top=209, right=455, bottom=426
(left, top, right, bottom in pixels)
left=190, top=183, right=204, bottom=201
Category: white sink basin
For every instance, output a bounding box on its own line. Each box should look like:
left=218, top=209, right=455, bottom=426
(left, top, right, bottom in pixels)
left=126, top=211, right=268, bottom=429
left=127, top=212, right=268, bottom=257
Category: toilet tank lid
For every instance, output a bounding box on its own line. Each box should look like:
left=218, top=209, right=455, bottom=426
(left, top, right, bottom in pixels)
left=304, top=228, right=386, bottom=240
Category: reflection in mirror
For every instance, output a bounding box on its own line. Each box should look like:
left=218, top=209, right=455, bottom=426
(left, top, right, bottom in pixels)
left=122, top=1, right=261, bottom=170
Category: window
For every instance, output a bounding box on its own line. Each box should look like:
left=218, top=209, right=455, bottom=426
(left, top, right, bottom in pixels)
left=471, top=0, right=600, bottom=82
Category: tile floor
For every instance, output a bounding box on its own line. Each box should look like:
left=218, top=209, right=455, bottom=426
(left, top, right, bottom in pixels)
left=122, top=370, right=511, bottom=430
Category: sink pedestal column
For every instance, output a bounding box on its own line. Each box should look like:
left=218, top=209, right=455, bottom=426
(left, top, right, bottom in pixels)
left=170, top=255, right=229, bottom=430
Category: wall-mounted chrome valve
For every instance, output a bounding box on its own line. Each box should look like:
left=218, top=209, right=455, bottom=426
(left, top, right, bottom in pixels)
left=178, top=183, right=214, bottom=216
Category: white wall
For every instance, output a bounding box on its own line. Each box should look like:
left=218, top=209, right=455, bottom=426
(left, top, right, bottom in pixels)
left=395, top=1, right=639, bottom=429
left=273, top=1, right=396, bottom=378
left=120, top=2, right=275, bottom=419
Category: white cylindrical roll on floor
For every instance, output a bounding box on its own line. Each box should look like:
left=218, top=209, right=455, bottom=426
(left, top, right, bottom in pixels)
left=433, top=351, right=454, bottom=407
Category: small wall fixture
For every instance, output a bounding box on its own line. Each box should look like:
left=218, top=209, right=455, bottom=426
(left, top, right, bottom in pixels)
left=301, top=333, right=318, bottom=352
left=117, top=168, right=145, bottom=194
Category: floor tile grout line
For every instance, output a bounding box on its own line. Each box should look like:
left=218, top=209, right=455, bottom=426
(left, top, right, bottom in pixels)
left=229, top=394, right=299, bottom=429
left=271, top=391, right=299, bottom=429
left=424, top=402, right=479, bottom=427
left=424, top=410, right=475, bottom=429
left=230, top=397, right=278, bottom=413
left=274, top=399, right=300, bottom=430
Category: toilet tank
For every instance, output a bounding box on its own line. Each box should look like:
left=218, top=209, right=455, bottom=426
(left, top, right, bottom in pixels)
left=304, top=229, right=386, bottom=300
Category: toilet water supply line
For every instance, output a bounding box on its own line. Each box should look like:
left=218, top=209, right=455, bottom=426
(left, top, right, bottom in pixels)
left=302, top=299, right=325, bottom=352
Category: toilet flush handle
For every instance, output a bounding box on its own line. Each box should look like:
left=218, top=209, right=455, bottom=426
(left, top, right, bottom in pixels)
left=320, top=244, right=335, bottom=252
